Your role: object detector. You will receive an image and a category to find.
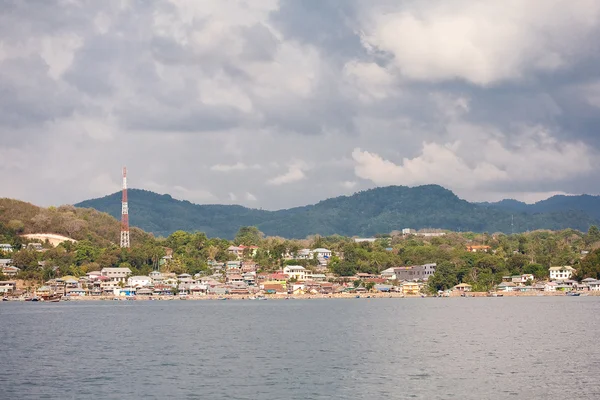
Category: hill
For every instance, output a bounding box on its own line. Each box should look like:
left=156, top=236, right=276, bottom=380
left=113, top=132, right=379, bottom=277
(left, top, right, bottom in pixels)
left=481, top=195, right=600, bottom=220
left=74, top=186, right=600, bottom=239
left=0, top=198, right=153, bottom=246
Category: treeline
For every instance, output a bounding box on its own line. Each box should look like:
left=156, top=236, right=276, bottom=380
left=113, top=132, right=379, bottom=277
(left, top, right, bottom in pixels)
left=3, top=197, right=600, bottom=293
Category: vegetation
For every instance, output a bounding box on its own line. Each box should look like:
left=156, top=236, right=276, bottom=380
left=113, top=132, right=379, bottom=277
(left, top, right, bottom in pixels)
left=75, top=186, right=600, bottom=239
left=3, top=196, right=600, bottom=294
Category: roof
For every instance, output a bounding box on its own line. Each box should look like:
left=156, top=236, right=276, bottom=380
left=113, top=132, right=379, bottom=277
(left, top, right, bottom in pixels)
left=549, top=266, right=575, bottom=271
left=101, top=267, right=132, bottom=274
left=129, top=276, right=151, bottom=280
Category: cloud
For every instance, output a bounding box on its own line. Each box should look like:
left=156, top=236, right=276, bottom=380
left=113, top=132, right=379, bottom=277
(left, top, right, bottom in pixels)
left=267, top=163, right=307, bottom=186
left=359, top=0, right=600, bottom=85
left=2, top=0, right=600, bottom=211
left=341, top=181, right=357, bottom=189
left=210, top=162, right=261, bottom=172
left=352, top=124, right=596, bottom=191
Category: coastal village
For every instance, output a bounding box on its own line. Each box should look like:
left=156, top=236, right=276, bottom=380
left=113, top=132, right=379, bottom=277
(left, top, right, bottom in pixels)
left=1, top=234, right=599, bottom=301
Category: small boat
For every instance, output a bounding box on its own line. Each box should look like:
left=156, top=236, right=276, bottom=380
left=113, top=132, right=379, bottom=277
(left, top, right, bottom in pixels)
left=566, top=292, right=581, bottom=296
left=217, top=296, right=227, bottom=300
left=47, top=298, right=60, bottom=303
left=30, top=297, right=40, bottom=302
left=2, top=297, right=8, bottom=301
left=355, top=295, right=361, bottom=298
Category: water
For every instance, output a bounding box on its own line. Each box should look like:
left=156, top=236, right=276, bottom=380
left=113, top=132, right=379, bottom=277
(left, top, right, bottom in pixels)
left=1, top=297, right=599, bottom=399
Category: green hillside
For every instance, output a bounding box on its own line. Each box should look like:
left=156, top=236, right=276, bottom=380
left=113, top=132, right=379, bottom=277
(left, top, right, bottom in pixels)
left=0, top=198, right=154, bottom=246
left=74, top=185, right=600, bottom=239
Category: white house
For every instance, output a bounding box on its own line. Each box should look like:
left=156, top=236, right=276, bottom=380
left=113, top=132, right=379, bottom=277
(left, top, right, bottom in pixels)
left=544, top=282, right=558, bottom=292
left=549, top=266, right=575, bottom=281
left=283, top=265, right=307, bottom=281
left=127, top=276, right=152, bottom=287
left=0, top=244, right=13, bottom=253
left=313, top=248, right=332, bottom=259
left=101, top=267, right=132, bottom=283
left=588, top=280, right=600, bottom=291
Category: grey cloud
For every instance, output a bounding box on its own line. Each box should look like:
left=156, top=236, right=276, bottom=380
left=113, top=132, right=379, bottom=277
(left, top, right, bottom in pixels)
left=2, top=0, right=600, bottom=210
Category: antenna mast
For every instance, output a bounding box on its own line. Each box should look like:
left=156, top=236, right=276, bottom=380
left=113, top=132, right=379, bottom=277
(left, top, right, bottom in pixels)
left=120, top=167, right=130, bottom=248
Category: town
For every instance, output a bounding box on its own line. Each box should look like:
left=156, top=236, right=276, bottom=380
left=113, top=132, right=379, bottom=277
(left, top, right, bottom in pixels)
left=2, top=229, right=600, bottom=301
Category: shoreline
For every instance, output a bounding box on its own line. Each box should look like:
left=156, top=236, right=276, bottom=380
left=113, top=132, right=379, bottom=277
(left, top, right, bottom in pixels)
left=6, top=291, right=599, bottom=302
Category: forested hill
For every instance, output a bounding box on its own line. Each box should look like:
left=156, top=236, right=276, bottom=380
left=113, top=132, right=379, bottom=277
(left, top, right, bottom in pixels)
left=74, top=186, right=600, bottom=239
left=479, top=194, right=600, bottom=220
left=0, top=198, right=153, bottom=246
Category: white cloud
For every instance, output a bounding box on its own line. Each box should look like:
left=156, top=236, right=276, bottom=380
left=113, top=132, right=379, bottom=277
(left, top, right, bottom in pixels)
left=352, top=125, right=596, bottom=189
left=210, top=162, right=261, bottom=172
left=341, top=181, right=357, bottom=189
left=245, top=192, right=257, bottom=201
left=360, top=0, right=600, bottom=85
left=228, top=192, right=237, bottom=201
left=267, top=162, right=307, bottom=185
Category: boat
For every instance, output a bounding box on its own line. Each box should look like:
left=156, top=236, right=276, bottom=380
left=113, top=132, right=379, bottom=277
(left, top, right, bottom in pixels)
left=2, top=297, right=8, bottom=301
left=566, top=292, right=581, bottom=296
left=30, top=297, right=40, bottom=302
left=217, top=296, right=228, bottom=300
left=41, top=294, right=62, bottom=302
left=487, top=292, right=503, bottom=297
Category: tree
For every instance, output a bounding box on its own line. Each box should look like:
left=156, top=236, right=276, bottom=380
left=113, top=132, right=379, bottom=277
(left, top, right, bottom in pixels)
left=7, top=220, right=24, bottom=234
left=234, top=226, right=263, bottom=246
left=365, top=281, right=375, bottom=291
left=428, top=262, right=458, bottom=292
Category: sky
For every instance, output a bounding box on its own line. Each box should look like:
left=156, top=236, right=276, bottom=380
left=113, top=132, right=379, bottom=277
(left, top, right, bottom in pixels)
left=2, top=0, right=600, bottom=210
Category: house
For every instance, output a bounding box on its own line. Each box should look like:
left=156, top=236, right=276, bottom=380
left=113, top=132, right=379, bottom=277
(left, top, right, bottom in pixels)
left=127, top=276, right=152, bottom=287
left=226, top=274, right=244, bottom=284
left=453, top=283, right=472, bottom=292
left=313, top=248, right=332, bottom=259
left=0, top=244, right=13, bottom=253
left=375, top=284, right=393, bottom=292
left=381, top=267, right=398, bottom=280
left=263, top=283, right=286, bottom=294
left=101, top=267, right=132, bottom=283
left=86, top=271, right=103, bottom=280
left=242, top=272, right=256, bottom=286
left=2, top=266, right=20, bottom=277
left=283, top=265, right=307, bottom=281
left=549, top=266, right=575, bottom=281
left=0, top=281, right=16, bottom=294
left=66, top=287, right=88, bottom=296
left=544, top=282, right=557, bottom=292
left=356, top=273, right=378, bottom=280
left=149, top=271, right=163, bottom=281
left=497, top=282, right=517, bottom=292
left=306, top=273, right=327, bottom=282
left=354, top=238, right=377, bottom=243
left=388, top=264, right=437, bottom=282
left=401, top=281, right=421, bottom=295
left=466, top=245, right=491, bottom=253
left=588, top=281, right=600, bottom=291
left=320, top=282, right=335, bottom=294
left=511, top=274, right=535, bottom=285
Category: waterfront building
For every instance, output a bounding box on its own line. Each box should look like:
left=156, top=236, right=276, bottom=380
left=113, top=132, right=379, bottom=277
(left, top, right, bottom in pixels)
left=101, top=267, right=132, bottom=283
left=549, top=266, right=575, bottom=281
left=283, top=265, right=307, bottom=281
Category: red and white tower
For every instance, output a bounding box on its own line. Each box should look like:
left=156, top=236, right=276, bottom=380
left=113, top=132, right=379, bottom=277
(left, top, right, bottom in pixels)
left=120, top=167, right=130, bottom=248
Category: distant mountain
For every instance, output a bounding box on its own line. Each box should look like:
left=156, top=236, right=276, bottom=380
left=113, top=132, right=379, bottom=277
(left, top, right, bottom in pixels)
left=74, top=186, right=600, bottom=239
left=480, top=194, right=600, bottom=220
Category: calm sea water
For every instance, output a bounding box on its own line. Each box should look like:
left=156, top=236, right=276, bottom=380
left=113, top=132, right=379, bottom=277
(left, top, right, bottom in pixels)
left=1, top=297, right=599, bottom=399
